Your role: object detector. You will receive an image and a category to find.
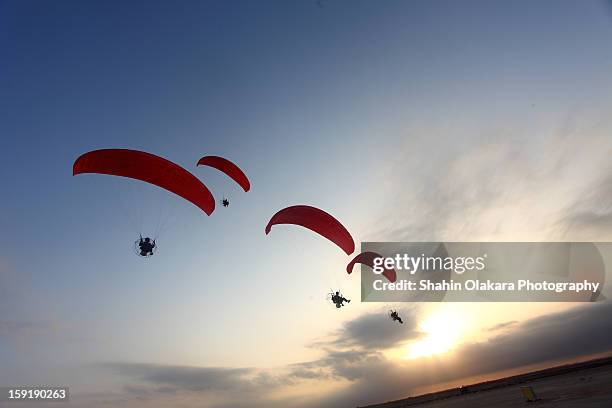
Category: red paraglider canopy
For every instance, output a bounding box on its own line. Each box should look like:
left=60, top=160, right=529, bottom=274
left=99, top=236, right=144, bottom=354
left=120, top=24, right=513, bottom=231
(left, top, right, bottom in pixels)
left=265, top=205, right=355, bottom=255
left=73, top=149, right=215, bottom=215
left=197, top=156, right=250, bottom=192
left=347, top=251, right=397, bottom=283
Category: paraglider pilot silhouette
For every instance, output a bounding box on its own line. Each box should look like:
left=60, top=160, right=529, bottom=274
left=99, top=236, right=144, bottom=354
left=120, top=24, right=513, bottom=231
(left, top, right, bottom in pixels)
left=389, top=310, right=403, bottom=324
left=138, top=235, right=156, bottom=257
left=222, top=197, right=230, bottom=207
left=331, top=291, right=351, bottom=308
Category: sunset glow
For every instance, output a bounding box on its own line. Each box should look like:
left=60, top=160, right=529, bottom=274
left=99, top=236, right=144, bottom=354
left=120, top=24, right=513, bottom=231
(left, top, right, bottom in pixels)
left=408, top=309, right=463, bottom=359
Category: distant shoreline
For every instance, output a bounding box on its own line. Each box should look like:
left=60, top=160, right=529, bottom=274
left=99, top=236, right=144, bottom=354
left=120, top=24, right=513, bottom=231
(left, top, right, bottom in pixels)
left=360, top=355, right=612, bottom=408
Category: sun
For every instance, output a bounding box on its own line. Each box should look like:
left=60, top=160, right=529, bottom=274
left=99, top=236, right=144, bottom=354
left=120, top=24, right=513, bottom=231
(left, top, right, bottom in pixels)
left=407, top=309, right=463, bottom=359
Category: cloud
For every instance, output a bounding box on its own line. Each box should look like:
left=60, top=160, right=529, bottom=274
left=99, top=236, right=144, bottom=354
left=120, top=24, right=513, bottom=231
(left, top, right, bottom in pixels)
left=290, top=349, right=385, bottom=383
left=367, top=115, right=612, bottom=242
left=103, top=363, right=291, bottom=393
left=560, top=171, right=612, bottom=237
left=486, top=320, right=518, bottom=332
left=323, top=309, right=422, bottom=349
left=461, top=302, right=612, bottom=374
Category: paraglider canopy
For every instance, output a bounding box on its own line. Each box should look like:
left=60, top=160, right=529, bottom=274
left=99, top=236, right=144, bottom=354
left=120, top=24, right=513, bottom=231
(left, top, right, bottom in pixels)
left=197, top=156, right=251, bottom=192
left=265, top=205, right=355, bottom=255
left=73, top=149, right=215, bottom=215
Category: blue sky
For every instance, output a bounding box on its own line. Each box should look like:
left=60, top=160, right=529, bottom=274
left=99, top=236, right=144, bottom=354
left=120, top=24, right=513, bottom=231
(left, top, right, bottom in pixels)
left=2, top=1, right=612, bottom=407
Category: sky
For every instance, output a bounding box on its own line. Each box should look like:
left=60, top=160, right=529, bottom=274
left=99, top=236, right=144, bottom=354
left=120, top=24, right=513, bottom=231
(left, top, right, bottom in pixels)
left=2, top=0, right=612, bottom=407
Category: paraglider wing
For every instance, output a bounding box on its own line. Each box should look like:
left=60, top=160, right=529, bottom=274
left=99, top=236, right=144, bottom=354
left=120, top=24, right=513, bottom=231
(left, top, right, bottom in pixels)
left=347, top=251, right=397, bottom=283
left=265, top=205, right=355, bottom=255
left=197, top=156, right=250, bottom=192
left=73, top=149, right=215, bottom=215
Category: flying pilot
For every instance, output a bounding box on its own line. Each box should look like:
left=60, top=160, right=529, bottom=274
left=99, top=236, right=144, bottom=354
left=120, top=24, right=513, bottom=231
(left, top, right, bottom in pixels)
left=331, top=291, right=351, bottom=308
left=389, top=310, right=403, bottom=324
left=138, top=236, right=156, bottom=257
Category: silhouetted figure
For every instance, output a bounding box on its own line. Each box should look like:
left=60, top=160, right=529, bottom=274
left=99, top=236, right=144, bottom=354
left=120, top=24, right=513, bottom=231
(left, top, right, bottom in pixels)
left=389, top=310, right=403, bottom=324
left=138, top=236, right=156, bottom=257
left=222, top=198, right=230, bottom=207
left=331, top=291, right=350, bottom=308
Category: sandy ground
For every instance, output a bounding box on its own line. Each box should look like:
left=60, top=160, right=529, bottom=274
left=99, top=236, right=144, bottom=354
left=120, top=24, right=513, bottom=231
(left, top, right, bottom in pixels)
left=364, top=362, right=612, bottom=408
